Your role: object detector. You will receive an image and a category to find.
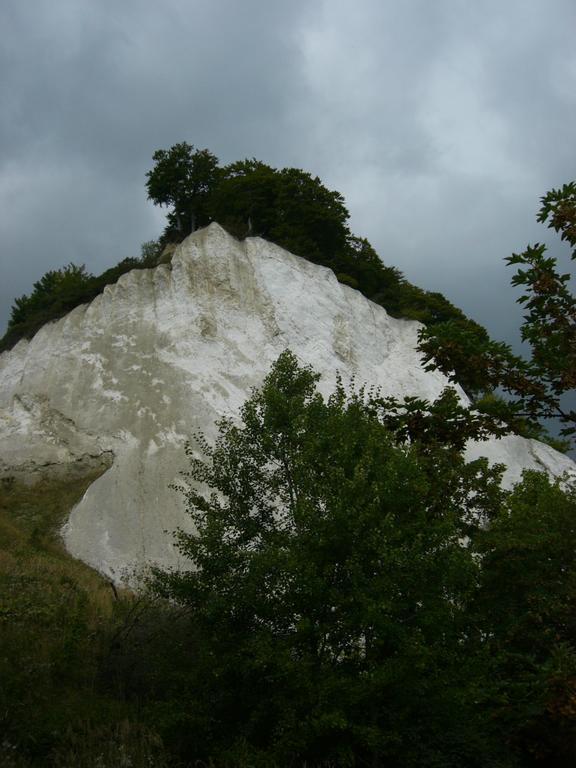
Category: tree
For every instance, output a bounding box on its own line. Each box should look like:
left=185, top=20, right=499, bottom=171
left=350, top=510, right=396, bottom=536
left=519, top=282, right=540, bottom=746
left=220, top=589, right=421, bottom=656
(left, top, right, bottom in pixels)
left=270, top=167, right=351, bottom=263
left=475, top=471, right=576, bottom=765
left=1, top=263, right=97, bottom=351
left=151, top=351, right=509, bottom=766
left=418, top=183, right=576, bottom=444
left=145, top=142, right=220, bottom=237
left=208, top=160, right=352, bottom=264
left=206, top=158, right=279, bottom=240
left=139, top=239, right=163, bottom=267
left=142, top=143, right=491, bottom=355
left=1, top=253, right=168, bottom=353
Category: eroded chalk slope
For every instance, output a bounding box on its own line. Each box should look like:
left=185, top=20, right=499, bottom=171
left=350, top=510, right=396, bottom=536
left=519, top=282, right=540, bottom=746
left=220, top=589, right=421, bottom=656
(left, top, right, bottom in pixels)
left=1, top=224, right=573, bottom=581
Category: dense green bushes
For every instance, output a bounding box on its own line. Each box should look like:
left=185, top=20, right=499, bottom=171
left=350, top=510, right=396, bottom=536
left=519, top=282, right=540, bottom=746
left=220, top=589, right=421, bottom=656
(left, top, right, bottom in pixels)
left=143, top=353, right=576, bottom=766
left=2, top=353, right=575, bottom=766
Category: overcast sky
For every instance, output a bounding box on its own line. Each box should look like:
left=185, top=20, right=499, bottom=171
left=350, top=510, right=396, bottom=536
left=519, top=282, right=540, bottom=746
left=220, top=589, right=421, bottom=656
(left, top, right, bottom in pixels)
left=1, top=0, right=575, bottom=354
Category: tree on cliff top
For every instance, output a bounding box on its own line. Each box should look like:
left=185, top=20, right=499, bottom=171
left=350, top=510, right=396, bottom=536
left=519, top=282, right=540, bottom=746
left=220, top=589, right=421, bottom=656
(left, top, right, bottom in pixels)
left=145, top=142, right=220, bottom=236
left=208, top=159, right=352, bottom=265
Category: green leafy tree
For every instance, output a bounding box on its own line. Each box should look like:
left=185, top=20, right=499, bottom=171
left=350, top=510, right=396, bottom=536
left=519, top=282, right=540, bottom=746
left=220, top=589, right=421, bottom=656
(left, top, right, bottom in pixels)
left=8, top=263, right=93, bottom=328
left=207, top=158, right=279, bottom=240
left=418, top=183, right=576, bottom=443
left=139, top=239, right=163, bottom=267
left=270, top=167, right=351, bottom=263
left=1, top=254, right=165, bottom=352
left=475, top=471, right=576, bottom=765
left=334, top=235, right=403, bottom=300
left=209, top=160, right=351, bottom=264
left=146, top=142, right=220, bottom=237
left=1, top=263, right=96, bottom=350
left=151, top=351, right=508, bottom=766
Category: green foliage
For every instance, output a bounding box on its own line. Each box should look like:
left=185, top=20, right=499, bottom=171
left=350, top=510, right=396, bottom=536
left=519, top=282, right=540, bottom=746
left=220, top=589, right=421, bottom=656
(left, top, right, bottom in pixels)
left=2, top=353, right=576, bottom=766
left=419, top=321, right=524, bottom=400
left=475, top=392, right=571, bottom=452
left=0, top=243, right=161, bottom=353
left=419, top=183, right=576, bottom=444
left=3, top=144, right=489, bottom=364
left=208, top=159, right=351, bottom=264
left=3, top=264, right=94, bottom=350
left=538, top=181, right=576, bottom=257
left=475, top=472, right=576, bottom=764
left=206, top=158, right=277, bottom=238
left=146, top=142, right=487, bottom=351
left=144, top=353, right=576, bottom=765
left=150, top=351, right=509, bottom=766
left=0, top=472, right=180, bottom=767
left=49, top=721, right=172, bottom=768
left=336, top=272, right=359, bottom=289
left=0, top=472, right=122, bottom=761
left=334, top=237, right=392, bottom=297
left=9, top=264, right=92, bottom=327
left=145, top=142, right=220, bottom=236
left=139, top=238, right=163, bottom=266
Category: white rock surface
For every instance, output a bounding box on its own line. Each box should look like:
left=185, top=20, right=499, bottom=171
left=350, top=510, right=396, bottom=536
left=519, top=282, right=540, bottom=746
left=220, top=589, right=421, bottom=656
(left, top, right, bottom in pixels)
left=0, top=223, right=574, bottom=581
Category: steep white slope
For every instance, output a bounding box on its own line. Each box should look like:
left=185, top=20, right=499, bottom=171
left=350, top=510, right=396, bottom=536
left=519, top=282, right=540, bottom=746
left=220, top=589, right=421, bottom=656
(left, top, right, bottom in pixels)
left=0, top=224, right=573, bottom=581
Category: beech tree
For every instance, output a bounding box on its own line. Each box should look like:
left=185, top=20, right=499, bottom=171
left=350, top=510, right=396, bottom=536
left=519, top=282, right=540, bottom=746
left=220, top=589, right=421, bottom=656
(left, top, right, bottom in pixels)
left=145, top=142, right=220, bottom=236
left=475, top=471, right=576, bottom=763
left=418, top=182, right=576, bottom=445
left=208, top=160, right=351, bottom=264
left=151, top=351, right=508, bottom=766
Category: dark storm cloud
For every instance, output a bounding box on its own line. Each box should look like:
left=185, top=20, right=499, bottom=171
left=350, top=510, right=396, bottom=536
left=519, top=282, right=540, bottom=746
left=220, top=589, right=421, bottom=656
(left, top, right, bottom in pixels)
left=292, top=1, right=576, bottom=344
left=0, top=0, right=311, bottom=329
left=0, top=0, right=307, bottom=168
left=1, top=0, right=575, bottom=357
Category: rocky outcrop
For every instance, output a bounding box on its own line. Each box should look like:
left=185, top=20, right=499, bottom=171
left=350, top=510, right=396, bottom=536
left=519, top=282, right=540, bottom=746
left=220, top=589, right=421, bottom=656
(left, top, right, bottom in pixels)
left=0, top=224, right=574, bottom=582
left=0, top=393, right=113, bottom=483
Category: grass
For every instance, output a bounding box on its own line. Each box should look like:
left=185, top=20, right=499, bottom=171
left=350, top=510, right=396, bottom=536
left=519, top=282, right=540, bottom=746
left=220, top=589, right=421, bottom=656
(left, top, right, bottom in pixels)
left=0, top=470, right=167, bottom=766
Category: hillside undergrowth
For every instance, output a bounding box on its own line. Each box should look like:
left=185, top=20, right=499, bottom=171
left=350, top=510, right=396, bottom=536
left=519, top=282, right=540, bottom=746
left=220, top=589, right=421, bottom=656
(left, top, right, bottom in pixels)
left=0, top=472, right=177, bottom=767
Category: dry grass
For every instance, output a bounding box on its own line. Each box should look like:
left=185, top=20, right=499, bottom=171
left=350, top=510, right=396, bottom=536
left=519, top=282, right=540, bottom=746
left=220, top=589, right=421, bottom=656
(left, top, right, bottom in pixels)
left=0, top=470, right=125, bottom=618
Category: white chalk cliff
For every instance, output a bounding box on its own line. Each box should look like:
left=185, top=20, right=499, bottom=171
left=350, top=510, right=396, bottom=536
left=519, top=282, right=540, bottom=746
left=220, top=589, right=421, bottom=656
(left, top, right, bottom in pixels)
left=0, top=223, right=574, bottom=582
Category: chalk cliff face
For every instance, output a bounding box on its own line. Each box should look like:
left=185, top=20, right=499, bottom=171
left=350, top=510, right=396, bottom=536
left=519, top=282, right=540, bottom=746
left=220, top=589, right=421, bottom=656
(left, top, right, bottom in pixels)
left=0, top=223, right=574, bottom=582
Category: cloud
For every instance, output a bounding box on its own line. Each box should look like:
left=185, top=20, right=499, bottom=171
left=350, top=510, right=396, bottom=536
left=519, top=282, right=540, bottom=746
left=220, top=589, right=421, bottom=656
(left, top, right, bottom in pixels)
left=1, top=0, right=575, bottom=357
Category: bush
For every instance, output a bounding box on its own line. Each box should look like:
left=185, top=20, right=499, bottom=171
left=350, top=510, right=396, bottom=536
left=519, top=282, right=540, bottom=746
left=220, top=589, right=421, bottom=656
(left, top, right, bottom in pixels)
left=0, top=241, right=162, bottom=353
left=149, top=351, right=509, bottom=766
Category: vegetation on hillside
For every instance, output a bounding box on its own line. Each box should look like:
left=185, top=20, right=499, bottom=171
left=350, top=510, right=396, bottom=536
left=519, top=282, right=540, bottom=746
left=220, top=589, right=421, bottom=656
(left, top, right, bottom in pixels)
left=2, top=144, right=482, bottom=375
left=147, top=351, right=576, bottom=766
left=147, top=144, right=485, bottom=328
left=0, top=243, right=162, bottom=353
left=1, top=349, right=576, bottom=766
left=2, top=160, right=575, bottom=762
left=0, top=471, right=163, bottom=766
left=5, top=145, right=568, bottom=447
